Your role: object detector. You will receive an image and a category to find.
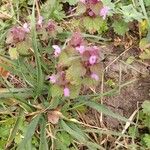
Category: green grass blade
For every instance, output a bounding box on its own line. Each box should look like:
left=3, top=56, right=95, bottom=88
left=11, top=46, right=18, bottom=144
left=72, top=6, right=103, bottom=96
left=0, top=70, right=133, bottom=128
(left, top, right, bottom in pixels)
left=85, top=101, right=132, bottom=123
left=6, top=108, right=24, bottom=148
left=39, top=117, right=48, bottom=150
left=61, top=120, right=104, bottom=150
left=17, top=115, right=40, bottom=150
left=31, top=2, right=43, bottom=96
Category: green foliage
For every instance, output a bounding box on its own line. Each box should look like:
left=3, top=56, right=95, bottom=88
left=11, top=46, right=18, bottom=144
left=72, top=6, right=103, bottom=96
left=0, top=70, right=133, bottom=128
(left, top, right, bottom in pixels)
left=82, top=17, right=108, bottom=34
left=143, top=134, right=150, bottom=148
left=41, top=0, right=65, bottom=21
left=51, top=85, right=63, bottom=98
left=1, top=0, right=150, bottom=149
left=112, top=20, right=129, bottom=35
left=142, top=100, right=150, bottom=115
left=144, top=0, right=150, bottom=6
left=120, top=4, right=144, bottom=22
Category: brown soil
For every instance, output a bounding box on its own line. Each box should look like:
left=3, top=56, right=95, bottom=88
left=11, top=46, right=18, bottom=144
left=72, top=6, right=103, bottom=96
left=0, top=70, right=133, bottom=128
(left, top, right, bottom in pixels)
left=81, top=46, right=150, bottom=129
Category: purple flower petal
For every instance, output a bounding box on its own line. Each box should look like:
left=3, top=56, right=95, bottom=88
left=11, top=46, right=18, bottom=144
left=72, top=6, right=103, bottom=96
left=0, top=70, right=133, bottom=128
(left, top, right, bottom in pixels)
left=76, top=45, right=85, bottom=54
left=52, top=45, right=61, bottom=57
left=91, top=73, right=99, bottom=81
left=48, top=75, right=56, bottom=84
left=23, top=23, right=30, bottom=33
left=88, top=10, right=95, bottom=17
left=37, top=16, right=43, bottom=26
left=64, top=87, right=70, bottom=97
left=100, top=6, right=110, bottom=20
left=79, top=0, right=86, bottom=3
left=89, top=55, right=97, bottom=65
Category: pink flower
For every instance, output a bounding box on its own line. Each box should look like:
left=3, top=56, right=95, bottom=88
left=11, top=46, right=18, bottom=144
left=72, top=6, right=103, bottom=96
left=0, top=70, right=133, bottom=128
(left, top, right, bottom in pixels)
left=64, top=87, right=70, bottom=97
left=79, top=0, right=86, bottom=3
left=52, top=45, right=61, bottom=57
left=88, top=10, right=95, bottom=17
left=23, top=23, right=30, bottom=33
left=89, top=55, right=97, bottom=65
left=91, top=73, right=99, bottom=81
left=38, top=16, right=43, bottom=26
left=48, top=75, right=56, bottom=84
left=100, top=6, right=110, bottom=20
left=10, top=27, right=26, bottom=43
left=46, top=21, right=56, bottom=32
left=76, top=45, right=85, bottom=54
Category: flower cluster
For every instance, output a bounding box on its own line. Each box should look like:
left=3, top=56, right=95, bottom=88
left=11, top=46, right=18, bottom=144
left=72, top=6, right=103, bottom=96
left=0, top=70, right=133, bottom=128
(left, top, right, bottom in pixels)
left=49, top=32, right=102, bottom=98
left=6, top=17, right=58, bottom=45
left=79, top=0, right=110, bottom=19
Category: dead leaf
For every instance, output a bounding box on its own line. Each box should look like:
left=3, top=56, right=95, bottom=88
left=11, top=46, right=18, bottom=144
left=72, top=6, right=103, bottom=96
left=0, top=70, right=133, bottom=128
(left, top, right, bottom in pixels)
left=47, top=110, right=62, bottom=124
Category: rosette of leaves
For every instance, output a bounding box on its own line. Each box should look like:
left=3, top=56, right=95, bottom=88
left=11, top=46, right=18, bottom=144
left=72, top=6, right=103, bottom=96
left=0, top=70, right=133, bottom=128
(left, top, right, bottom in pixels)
left=37, top=20, right=62, bottom=41
left=76, top=0, right=108, bottom=34
left=50, top=32, right=103, bottom=98
left=6, top=26, right=33, bottom=58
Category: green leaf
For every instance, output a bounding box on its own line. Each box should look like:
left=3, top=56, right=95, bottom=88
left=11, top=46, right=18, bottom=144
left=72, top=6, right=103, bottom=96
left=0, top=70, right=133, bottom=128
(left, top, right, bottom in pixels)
left=83, top=17, right=108, bottom=34
left=139, top=49, right=150, bottom=60
left=51, top=85, right=63, bottom=98
left=58, top=52, right=71, bottom=66
left=8, top=47, right=19, bottom=60
left=112, top=20, right=129, bottom=36
left=143, top=134, right=150, bottom=148
left=39, top=118, right=48, bottom=150
left=76, top=2, right=86, bottom=15
left=120, top=4, right=144, bottom=22
left=16, top=41, right=32, bottom=56
left=145, top=0, right=150, bottom=6
left=142, top=100, right=150, bottom=115
left=101, top=0, right=115, bottom=11
left=6, top=109, right=24, bottom=148
left=17, top=115, right=40, bottom=150
left=66, top=62, right=86, bottom=81
left=69, top=85, right=81, bottom=99
left=31, top=4, right=44, bottom=95
left=85, top=101, right=131, bottom=123
left=61, top=120, right=104, bottom=150
left=139, top=38, right=150, bottom=50
left=61, top=120, right=86, bottom=142
left=56, top=132, right=72, bottom=147
left=126, top=56, right=135, bottom=64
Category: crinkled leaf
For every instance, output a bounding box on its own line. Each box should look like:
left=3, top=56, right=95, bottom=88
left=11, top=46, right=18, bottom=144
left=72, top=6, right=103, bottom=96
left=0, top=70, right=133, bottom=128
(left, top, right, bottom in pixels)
left=112, top=20, right=129, bottom=36
left=56, top=132, right=72, bottom=147
left=139, top=49, right=150, bottom=60
left=76, top=2, right=86, bottom=15
left=143, top=134, right=150, bottom=148
left=139, top=38, right=150, bottom=50
left=51, top=85, right=63, bottom=98
left=142, top=101, right=150, bottom=115
left=58, top=52, right=71, bottom=66
left=16, top=41, right=32, bottom=56
left=83, top=17, right=108, bottom=34
left=69, top=85, right=81, bottom=98
left=120, top=4, right=144, bottom=22
left=8, top=47, right=19, bottom=60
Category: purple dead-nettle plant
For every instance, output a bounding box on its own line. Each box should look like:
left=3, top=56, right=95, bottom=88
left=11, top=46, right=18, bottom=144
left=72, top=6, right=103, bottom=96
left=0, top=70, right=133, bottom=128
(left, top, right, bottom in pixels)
left=6, top=26, right=28, bottom=44
left=23, top=23, right=30, bottom=33
left=48, top=74, right=57, bottom=84
left=100, top=6, right=110, bottom=19
left=49, top=32, right=102, bottom=98
left=91, top=73, right=99, bottom=81
left=46, top=20, right=57, bottom=33
left=63, top=87, right=70, bottom=97
left=52, top=45, right=62, bottom=57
